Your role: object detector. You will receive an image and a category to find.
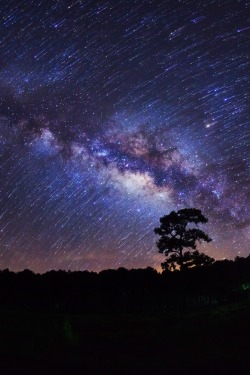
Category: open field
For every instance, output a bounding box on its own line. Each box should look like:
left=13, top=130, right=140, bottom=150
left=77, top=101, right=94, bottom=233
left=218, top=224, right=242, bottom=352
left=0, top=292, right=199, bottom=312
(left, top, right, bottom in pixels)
left=0, top=300, right=249, bottom=375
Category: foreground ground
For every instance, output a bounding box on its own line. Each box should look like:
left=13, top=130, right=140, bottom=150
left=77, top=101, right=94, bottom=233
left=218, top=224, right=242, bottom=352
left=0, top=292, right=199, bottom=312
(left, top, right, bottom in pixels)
left=0, top=300, right=249, bottom=375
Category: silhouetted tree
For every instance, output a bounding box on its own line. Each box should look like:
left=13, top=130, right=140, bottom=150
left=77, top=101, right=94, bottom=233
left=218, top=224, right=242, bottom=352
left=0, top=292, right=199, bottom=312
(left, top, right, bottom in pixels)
left=155, top=208, right=213, bottom=271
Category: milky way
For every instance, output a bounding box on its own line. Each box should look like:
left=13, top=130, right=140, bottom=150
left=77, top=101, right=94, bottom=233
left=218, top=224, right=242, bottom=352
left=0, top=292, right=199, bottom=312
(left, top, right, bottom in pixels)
left=0, top=0, right=249, bottom=273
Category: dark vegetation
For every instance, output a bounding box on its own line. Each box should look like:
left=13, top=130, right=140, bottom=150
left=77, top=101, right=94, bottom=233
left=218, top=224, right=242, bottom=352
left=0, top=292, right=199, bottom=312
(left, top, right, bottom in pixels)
left=155, top=208, right=213, bottom=270
left=0, top=256, right=250, bottom=374
left=1, top=256, right=250, bottom=314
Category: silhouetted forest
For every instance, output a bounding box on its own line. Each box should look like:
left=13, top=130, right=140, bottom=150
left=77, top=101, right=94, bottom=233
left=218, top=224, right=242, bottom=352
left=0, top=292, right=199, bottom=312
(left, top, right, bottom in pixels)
left=0, top=256, right=250, bottom=374
left=1, top=255, right=250, bottom=314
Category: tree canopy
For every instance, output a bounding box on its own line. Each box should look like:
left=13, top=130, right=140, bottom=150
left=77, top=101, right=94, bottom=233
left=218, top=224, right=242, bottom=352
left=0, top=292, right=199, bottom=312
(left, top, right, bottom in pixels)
left=154, top=208, right=213, bottom=270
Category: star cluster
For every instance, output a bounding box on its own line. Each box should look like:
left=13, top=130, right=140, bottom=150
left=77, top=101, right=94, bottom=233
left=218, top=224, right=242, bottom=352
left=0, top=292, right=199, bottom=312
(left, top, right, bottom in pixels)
left=0, top=0, right=249, bottom=272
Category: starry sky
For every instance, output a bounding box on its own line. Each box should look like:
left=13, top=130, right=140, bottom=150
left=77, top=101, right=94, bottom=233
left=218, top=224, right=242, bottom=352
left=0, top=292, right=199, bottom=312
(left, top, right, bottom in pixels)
left=0, top=0, right=249, bottom=273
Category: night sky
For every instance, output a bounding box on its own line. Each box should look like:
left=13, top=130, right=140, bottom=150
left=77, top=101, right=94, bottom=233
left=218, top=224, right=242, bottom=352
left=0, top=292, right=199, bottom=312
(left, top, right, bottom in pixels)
left=0, top=0, right=249, bottom=273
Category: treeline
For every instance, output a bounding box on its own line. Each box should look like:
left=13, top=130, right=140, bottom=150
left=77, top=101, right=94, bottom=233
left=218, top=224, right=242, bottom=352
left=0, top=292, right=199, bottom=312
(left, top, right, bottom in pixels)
left=0, top=255, right=250, bottom=313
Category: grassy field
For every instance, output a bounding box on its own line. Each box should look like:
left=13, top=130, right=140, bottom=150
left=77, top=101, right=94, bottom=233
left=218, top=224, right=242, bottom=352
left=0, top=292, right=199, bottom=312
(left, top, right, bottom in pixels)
left=0, top=300, right=249, bottom=374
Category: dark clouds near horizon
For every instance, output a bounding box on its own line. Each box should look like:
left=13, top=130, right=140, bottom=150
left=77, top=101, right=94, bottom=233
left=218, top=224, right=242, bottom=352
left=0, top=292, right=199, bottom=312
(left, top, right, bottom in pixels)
left=0, top=0, right=249, bottom=272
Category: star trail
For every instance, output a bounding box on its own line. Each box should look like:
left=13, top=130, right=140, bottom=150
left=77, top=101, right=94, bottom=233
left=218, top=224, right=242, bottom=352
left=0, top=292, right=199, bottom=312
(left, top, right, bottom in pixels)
left=0, top=0, right=249, bottom=273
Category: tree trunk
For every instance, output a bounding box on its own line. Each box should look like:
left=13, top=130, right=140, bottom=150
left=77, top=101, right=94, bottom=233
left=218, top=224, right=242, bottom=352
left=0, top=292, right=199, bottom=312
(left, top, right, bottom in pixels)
left=180, top=250, right=183, bottom=271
